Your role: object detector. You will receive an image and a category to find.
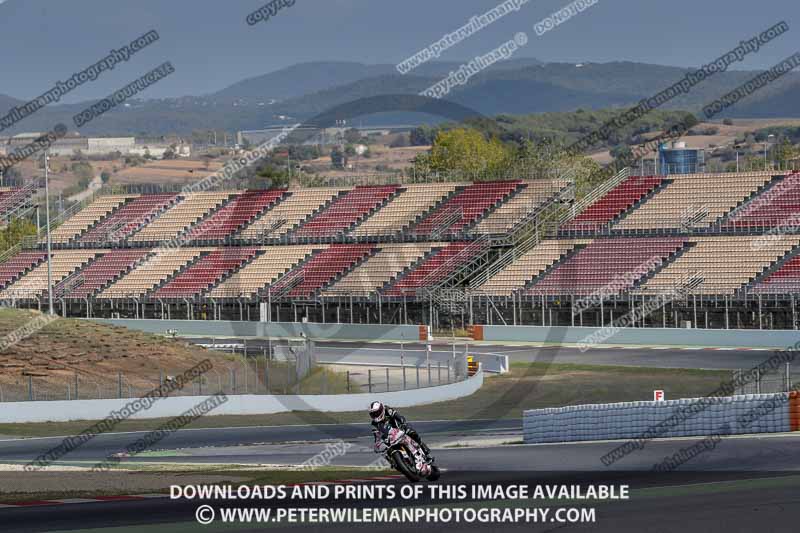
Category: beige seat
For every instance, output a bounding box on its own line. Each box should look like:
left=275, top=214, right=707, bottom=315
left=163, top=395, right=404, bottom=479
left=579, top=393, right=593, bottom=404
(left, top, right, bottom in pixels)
left=0, top=250, right=102, bottom=299
left=614, top=172, right=773, bottom=230
left=635, top=235, right=800, bottom=295
left=615, top=172, right=777, bottom=230
left=208, top=245, right=322, bottom=298
left=131, top=192, right=235, bottom=243
left=474, top=180, right=568, bottom=234
left=476, top=239, right=589, bottom=296
left=351, top=184, right=458, bottom=236
left=98, top=248, right=211, bottom=298
left=322, top=243, right=436, bottom=297
left=239, top=188, right=346, bottom=239
left=49, top=196, right=135, bottom=244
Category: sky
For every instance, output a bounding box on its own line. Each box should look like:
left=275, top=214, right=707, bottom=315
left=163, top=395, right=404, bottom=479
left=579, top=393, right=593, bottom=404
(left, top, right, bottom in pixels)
left=0, top=0, right=798, bottom=101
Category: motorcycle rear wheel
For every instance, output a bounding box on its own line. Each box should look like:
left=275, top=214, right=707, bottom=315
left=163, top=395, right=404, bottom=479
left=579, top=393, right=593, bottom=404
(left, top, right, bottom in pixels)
left=390, top=449, right=422, bottom=482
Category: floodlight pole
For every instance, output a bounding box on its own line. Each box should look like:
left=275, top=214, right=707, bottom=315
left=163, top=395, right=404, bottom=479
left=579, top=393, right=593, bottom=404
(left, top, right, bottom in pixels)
left=44, top=149, right=54, bottom=315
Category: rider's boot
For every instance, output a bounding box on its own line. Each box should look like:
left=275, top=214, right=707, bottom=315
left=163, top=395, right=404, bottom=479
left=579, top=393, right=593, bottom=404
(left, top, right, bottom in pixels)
left=419, top=440, right=434, bottom=463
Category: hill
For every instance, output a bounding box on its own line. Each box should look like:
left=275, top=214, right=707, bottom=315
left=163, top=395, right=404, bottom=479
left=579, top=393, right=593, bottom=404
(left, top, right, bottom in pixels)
left=1, top=60, right=799, bottom=136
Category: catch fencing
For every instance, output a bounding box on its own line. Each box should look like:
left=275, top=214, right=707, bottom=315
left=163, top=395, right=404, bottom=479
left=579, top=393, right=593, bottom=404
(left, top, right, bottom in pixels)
left=523, top=392, right=800, bottom=444
left=0, top=337, right=471, bottom=402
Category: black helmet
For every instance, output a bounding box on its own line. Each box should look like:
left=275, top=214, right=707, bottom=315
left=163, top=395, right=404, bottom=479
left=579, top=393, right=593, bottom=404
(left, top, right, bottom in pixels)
left=369, top=401, right=385, bottom=422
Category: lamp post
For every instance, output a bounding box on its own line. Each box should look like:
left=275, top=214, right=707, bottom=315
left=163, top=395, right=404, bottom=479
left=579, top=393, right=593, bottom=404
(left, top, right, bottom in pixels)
left=43, top=150, right=54, bottom=315
left=764, top=134, right=775, bottom=170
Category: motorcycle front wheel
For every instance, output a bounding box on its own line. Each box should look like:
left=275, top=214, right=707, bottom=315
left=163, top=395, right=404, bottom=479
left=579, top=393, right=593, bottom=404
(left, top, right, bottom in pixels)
left=390, top=449, right=422, bottom=482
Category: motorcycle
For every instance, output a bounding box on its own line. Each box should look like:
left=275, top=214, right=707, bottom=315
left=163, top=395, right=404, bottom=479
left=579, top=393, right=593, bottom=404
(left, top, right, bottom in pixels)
left=376, top=427, right=440, bottom=482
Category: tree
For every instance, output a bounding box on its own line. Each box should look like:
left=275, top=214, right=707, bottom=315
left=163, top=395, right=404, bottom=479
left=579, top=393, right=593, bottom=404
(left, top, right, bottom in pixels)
left=100, top=171, right=111, bottom=183
left=610, top=144, right=633, bottom=160
left=330, top=147, right=347, bottom=169
left=0, top=219, right=37, bottom=253
left=389, top=134, right=409, bottom=148
left=254, top=164, right=291, bottom=189
left=422, top=128, right=512, bottom=179
left=410, top=125, right=437, bottom=146
left=773, top=138, right=798, bottom=169
left=162, top=144, right=178, bottom=160
left=344, top=128, right=362, bottom=144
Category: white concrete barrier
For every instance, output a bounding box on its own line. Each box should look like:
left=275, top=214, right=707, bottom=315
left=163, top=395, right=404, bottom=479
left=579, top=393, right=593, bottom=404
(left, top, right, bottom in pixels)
left=523, top=391, right=799, bottom=444
left=0, top=371, right=483, bottom=423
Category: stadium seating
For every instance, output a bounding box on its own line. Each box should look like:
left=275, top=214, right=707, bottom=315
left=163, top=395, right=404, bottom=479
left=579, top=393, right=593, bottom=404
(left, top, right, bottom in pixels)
left=185, top=190, right=286, bottom=241
left=614, top=172, right=778, bottom=231
left=130, top=192, right=234, bottom=243
left=562, top=175, right=665, bottom=233
left=0, top=250, right=100, bottom=299
left=237, top=188, right=345, bottom=241
left=97, top=248, right=211, bottom=299
left=50, top=195, right=132, bottom=244
left=269, top=244, right=375, bottom=299
left=410, top=181, right=523, bottom=236
left=751, top=254, right=800, bottom=294
left=54, top=249, right=151, bottom=298
left=292, top=185, right=400, bottom=238
left=77, top=194, right=179, bottom=245
left=0, top=251, right=47, bottom=289
left=474, top=180, right=569, bottom=235
left=722, top=172, right=800, bottom=230
left=524, top=237, right=687, bottom=296
left=382, top=241, right=481, bottom=297
left=350, top=184, right=458, bottom=237
left=9, top=174, right=800, bottom=309
left=322, top=243, right=435, bottom=297
left=636, top=235, right=800, bottom=296
left=208, top=245, right=321, bottom=299
left=153, top=247, right=260, bottom=299
left=0, top=186, right=36, bottom=220
left=476, top=240, right=589, bottom=296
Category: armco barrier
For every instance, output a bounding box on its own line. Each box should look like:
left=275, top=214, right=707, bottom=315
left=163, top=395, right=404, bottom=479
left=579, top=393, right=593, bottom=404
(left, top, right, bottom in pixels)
left=89, top=319, right=429, bottom=342
left=523, top=391, right=800, bottom=444
left=0, top=371, right=482, bottom=423
left=476, top=325, right=800, bottom=348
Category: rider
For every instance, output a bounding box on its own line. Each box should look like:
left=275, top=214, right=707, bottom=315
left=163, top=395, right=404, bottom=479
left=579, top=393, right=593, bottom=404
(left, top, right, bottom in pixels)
left=369, top=401, right=432, bottom=461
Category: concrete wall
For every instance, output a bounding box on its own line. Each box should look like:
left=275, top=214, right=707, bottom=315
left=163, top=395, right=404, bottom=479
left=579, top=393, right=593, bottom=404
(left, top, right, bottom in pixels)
left=523, top=392, right=799, bottom=445
left=89, top=319, right=426, bottom=342
left=0, top=371, right=482, bottom=423
left=477, top=325, right=800, bottom=348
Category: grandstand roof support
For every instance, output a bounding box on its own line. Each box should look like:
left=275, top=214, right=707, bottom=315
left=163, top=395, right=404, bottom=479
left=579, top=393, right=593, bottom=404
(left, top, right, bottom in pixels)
left=725, top=296, right=730, bottom=330
left=758, top=294, right=763, bottom=329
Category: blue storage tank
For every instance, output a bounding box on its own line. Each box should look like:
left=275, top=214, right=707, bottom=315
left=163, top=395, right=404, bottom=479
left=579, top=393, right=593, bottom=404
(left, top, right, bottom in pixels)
left=658, top=142, right=705, bottom=175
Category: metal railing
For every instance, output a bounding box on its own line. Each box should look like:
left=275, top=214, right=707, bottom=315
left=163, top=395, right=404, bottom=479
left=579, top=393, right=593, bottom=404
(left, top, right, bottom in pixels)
left=416, top=235, right=490, bottom=294
left=557, top=167, right=631, bottom=227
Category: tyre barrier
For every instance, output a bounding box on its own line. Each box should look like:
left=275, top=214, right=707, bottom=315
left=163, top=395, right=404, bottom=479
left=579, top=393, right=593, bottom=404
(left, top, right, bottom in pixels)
left=523, top=391, right=800, bottom=444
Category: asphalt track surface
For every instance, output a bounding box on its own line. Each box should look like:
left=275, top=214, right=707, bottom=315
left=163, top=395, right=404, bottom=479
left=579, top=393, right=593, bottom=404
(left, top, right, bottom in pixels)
left=2, top=339, right=798, bottom=532
left=0, top=419, right=520, bottom=463
left=2, top=423, right=800, bottom=532
left=187, top=338, right=784, bottom=371
left=3, top=477, right=800, bottom=533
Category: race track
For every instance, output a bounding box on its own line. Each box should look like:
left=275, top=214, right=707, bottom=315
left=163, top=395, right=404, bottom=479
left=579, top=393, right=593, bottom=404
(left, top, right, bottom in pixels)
left=1, top=339, right=797, bottom=532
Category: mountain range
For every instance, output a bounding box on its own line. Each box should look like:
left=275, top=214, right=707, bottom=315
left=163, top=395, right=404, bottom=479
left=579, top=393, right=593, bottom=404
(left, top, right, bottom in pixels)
left=1, top=59, right=799, bottom=137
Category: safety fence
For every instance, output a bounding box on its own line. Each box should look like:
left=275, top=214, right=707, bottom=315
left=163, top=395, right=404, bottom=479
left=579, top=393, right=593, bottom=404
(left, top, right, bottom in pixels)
left=523, top=392, right=800, bottom=444
left=0, top=338, right=472, bottom=402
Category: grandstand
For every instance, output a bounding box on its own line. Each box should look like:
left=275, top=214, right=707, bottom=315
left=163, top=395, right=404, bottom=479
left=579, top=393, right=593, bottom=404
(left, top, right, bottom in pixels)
left=2, top=172, right=800, bottom=329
